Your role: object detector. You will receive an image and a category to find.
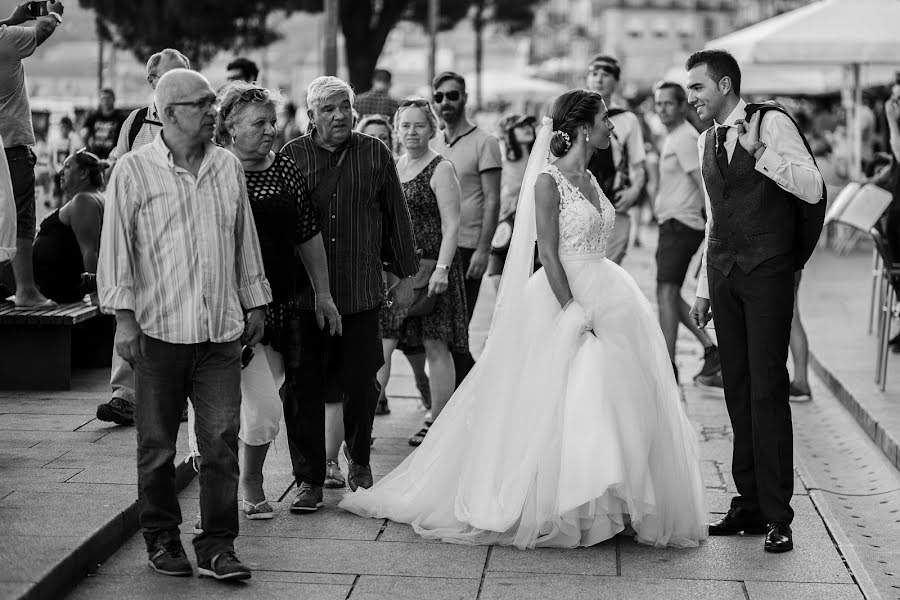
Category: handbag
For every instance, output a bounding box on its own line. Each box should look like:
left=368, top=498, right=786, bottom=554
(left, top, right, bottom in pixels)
left=404, top=258, right=438, bottom=317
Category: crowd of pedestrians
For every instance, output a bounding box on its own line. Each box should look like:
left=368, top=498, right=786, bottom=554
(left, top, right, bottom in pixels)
left=6, top=0, right=900, bottom=583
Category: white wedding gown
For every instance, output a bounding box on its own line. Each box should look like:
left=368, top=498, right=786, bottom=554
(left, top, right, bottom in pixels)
left=340, top=163, right=708, bottom=549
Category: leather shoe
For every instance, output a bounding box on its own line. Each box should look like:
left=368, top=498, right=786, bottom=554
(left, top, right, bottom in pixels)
left=764, top=522, right=793, bottom=553
left=708, top=507, right=768, bottom=536
left=343, top=444, right=373, bottom=491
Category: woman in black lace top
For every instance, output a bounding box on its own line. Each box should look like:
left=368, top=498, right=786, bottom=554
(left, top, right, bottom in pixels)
left=214, top=82, right=340, bottom=520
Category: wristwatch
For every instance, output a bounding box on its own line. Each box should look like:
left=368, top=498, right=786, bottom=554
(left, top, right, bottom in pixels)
left=435, top=263, right=450, bottom=272
left=750, top=141, right=767, bottom=159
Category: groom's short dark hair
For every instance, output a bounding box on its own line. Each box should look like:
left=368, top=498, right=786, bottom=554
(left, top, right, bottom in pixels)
left=686, top=49, right=741, bottom=97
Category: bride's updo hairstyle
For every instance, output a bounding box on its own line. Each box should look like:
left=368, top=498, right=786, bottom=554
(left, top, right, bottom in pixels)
left=548, top=89, right=604, bottom=158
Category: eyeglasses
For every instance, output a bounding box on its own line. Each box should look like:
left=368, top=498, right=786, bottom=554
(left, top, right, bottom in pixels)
left=168, top=96, right=220, bottom=111
left=400, top=98, right=430, bottom=109
left=432, top=90, right=461, bottom=104
left=75, top=147, right=101, bottom=163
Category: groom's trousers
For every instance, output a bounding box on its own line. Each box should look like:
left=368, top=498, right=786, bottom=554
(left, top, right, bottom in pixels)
left=708, top=252, right=795, bottom=525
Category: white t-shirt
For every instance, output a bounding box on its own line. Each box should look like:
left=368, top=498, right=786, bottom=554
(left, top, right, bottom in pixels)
left=655, top=121, right=705, bottom=231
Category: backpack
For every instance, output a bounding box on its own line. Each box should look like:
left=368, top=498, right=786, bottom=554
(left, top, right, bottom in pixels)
left=587, top=107, right=631, bottom=200
left=744, top=101, right=827, bottom=271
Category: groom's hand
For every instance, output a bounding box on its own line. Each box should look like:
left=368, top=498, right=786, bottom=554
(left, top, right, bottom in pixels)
left=736, top=112, right=762, bottom=154
left=690, top=298, right=712, bottom=329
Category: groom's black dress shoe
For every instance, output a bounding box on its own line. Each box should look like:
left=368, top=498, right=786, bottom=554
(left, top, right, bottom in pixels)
left=708, top=507, right=768, bottom=536
left=764, top=522, right=793, bottom=553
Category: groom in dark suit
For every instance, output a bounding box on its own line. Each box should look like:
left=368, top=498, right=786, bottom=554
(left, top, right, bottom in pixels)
left=686, top=50, right=823, bottom=553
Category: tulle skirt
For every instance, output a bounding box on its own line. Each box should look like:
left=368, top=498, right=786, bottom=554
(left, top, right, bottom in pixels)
left=339, top=253, right=708, bottom=549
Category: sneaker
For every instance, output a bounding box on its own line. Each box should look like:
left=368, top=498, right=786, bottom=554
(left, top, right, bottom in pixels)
left=147, top=537, right=192, bottom=577
left=197, top=551, right=251, bottom=581
left=789, top=381, right=812, bottom=402
left=324, top=460, right=346, bottom=489
left=695, top=372, right=725, bottom=392
left=290, top=482, right=323, bottom=513
left=96, top=397, right=135, bottom=426
left=241, top=499, right=275, bottom=520
left=343, top=443, right=374, bottom=491
left=697, top=345, right=722, bottom=378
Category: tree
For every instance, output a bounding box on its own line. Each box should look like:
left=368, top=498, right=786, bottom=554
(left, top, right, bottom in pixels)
left=78, top=0, right=297, bottom=67
left=291, top=0, right=543, bottom=92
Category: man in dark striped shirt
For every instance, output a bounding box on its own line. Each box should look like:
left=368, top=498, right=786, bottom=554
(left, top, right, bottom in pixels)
left=282, top=76, right=418, bottom=511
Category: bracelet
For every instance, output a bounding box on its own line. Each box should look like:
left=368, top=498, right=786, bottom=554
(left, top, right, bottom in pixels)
left=435, top=263, right=450, bottom=272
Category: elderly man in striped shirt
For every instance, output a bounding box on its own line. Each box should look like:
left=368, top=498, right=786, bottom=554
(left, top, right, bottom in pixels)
left=98, top=69, right=271, bottom=582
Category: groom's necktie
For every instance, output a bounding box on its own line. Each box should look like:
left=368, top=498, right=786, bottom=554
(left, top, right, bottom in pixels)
left=715, top=125, right=729, bottom=173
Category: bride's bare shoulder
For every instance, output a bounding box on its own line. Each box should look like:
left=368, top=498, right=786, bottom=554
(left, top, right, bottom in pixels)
left=535, top=172, right=560, bottom=207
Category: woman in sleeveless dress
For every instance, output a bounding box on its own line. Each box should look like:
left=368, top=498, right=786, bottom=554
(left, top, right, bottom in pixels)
left=340, top=90, right=707, bottom=549
left=376, top=99, right=468, bottom=447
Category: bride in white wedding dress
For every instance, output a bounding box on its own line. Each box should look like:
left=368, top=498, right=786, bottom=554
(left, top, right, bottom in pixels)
left=340, top=90, right=708, bottom=549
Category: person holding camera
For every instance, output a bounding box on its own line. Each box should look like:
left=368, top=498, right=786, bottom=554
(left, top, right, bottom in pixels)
left=1, top=0, right=63, bottom=308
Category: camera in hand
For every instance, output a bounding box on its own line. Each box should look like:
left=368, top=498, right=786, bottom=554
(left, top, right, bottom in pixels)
left=26, top=1, right=48, bottom=17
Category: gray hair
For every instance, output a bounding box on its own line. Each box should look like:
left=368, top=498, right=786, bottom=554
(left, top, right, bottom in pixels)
left=394, top=98, right=440, bottom=139
left=155, top=69, right=209, bottom=112
left=215, top=81, right=283, bottom=145
left=146, top=48, right=191, bottom=77
left=307, top=76, right=355, bottom=111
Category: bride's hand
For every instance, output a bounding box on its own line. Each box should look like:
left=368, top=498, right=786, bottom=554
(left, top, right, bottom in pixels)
left=562, top=298, right=593, bottom=335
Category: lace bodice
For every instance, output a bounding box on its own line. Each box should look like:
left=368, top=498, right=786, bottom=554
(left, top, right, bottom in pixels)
left=543, top=164, right=615, bottom=257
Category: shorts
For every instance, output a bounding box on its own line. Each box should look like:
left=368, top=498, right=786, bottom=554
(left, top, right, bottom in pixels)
left=656, top=219, right=705, bottom=284
left=5, top=146, right=37, bottom=240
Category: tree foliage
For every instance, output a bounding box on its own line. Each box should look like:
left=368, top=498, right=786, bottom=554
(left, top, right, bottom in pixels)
left=79, top=0, right=540, bottom=89
left=78, top=0, right=296, bottom=67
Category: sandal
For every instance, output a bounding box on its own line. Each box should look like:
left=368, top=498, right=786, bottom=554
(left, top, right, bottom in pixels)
left=408, top=424, right=430, bottom=447
left=241, top=499, right=275, bottom=520
left=324, top=459, right=346, bottom=489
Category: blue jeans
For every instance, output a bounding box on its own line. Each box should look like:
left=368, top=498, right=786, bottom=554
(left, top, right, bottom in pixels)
left=134, top=335, right=241, bottom=561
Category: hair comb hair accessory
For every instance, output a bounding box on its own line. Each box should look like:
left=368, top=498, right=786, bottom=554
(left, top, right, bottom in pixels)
left=553, top=130, right=571, bottom=151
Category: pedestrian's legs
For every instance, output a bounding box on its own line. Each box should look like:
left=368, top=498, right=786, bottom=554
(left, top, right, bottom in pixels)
left=423, top=338, right=455, bottom=421
left=325, top=403, right=344, bottom=462
left=190, top=340, right=242, bottom=562
left=110, top=347, right=136, bottom=404
left=283, top=310, right=328, bottom=487
left=453, top=247, right=478, bottom=385
left=606, top=212, right=632, bottom=265
left=656, top=282, right=681, bottom=361
left=6, top=147, right=50, bottom=307
left=341, top=309, right=384, bottom=467
left=709, top=266, right=759, bottom=514
left=789, top=271, right=809, bottom=390
left=238, top=344, right=284, bottom=505
left=404, top=349, right=431, bottom=409
left=742, top=256, right=795, bottom=525
left=134, top=335, right=191, bottom=550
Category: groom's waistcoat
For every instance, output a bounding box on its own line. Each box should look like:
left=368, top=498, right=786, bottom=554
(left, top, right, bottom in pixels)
left=702, top=127, right=795, bottom=276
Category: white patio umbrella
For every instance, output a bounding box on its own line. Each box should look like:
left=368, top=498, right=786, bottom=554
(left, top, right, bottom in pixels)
left=705, top=0, right=900, bottom=176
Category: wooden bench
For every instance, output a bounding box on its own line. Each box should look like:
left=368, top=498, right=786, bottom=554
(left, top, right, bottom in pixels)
left=0, top=299, right=113, bottom=390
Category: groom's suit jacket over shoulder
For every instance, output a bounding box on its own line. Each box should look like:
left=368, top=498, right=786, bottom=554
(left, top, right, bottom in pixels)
left=695, top=99, right=824, bottom=300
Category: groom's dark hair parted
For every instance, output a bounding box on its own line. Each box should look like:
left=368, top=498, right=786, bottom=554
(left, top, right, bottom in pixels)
left=548, top=90, right=604, bottom=158
left=686, top=49, right=742, bottom=96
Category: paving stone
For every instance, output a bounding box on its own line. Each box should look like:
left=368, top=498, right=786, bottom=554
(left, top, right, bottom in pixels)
left=252, top=571, right=356, bottom=585
left=67, top=465, right=138, bottom=485
left=0, top=413, right=93, bottom=432
left=0, top=430, right=107, bottom=448
left=0, top=467, right=82, bottom=485
left=0, top=535, right=83, bottom=584
left=0, top=447, right=69, bottom=468
left=0, top=397, right=98, bottom=415
left=0, top=489, right=136, bottom=508
left=0, top=581, right=32, bottom=597
left=66, top=574, right=350, bottom=600
left=378, top=520, right=442, bottom=544
left=0, top=505, right=123, bottom=537
left=487, top=542, right=617, bottom=576
left=744, top=581, right=864, bottom=600
left=351, top=575, right=480, bottom=600
left=479, top=575, right=746, bottom=600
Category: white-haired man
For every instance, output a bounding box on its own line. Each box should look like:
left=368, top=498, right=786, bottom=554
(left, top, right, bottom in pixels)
left=98, top=69, right=270, bottom=580
left=281, top=75, right=418, bottom=511
left=96, top=47, right=192, bottom=427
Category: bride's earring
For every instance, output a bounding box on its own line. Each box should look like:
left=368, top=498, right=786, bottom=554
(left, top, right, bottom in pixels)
left=584, top=128, right=590, bottom=143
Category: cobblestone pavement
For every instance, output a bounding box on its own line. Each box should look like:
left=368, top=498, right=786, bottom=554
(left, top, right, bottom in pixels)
left=39, top=232, right=885, bottom=599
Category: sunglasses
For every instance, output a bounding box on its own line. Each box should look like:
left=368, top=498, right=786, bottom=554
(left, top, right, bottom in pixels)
left=432, top=90, right=461, bottom=104
left=400, top=98, right=430, bottom=109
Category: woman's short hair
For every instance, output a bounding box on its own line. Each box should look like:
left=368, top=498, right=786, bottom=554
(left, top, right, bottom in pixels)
left=71, top=149, right=105, bottom=189
left=356, top=114, right=394, bottom=146
left=215, top=81, right=282, bottom=145
left=548, top=89, right=605, bottom=158
left=394, top=98, right=440, bottom=140
left=307, top=76, right=355, bottom=112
